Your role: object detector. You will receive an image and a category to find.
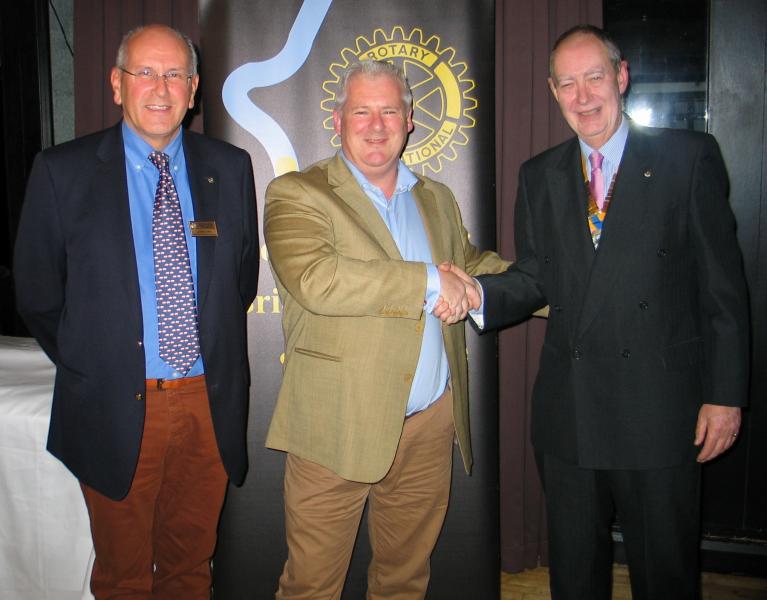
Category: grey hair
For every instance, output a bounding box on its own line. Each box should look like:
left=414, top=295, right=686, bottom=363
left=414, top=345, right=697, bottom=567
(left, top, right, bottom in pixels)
left=549, top=24, right=622, bottom=78
left=115, top=24, right=198, bottom=76
left=334, top=60, right=413, bottom=112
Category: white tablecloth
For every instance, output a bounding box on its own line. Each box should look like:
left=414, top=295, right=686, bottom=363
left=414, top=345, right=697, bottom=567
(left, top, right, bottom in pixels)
left=0, top=336, right=94, bottom=600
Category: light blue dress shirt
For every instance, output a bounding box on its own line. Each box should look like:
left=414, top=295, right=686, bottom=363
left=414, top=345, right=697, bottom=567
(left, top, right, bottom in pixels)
left=341, top=152, right=449, bottom=416
left=578, top=113, right=630, bottom=190
left=123, top=122, right=203, bottom=379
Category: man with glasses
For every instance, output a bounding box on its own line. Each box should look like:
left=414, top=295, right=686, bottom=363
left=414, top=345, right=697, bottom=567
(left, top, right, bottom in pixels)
left=14, top=24, right=259, bottom=598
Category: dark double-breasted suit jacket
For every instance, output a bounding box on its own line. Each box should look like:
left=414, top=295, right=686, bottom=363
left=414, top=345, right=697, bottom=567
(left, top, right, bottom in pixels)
left=478, top=124, right=749, bottom=469
left=14, top=123, right=259, bottom=500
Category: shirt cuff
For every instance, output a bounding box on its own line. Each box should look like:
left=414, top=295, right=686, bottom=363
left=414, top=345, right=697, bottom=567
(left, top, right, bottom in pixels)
left=468, top=277, right=485, bottom=329
left=424, top=264, right=441, bottom=313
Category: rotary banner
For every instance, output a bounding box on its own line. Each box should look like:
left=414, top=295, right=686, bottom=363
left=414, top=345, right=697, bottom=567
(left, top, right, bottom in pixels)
left=200, top=1, right=497, bottom=597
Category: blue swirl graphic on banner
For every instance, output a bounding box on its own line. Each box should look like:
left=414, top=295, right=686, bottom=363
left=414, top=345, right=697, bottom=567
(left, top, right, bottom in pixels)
left=222, top=0, right=333, bottom=176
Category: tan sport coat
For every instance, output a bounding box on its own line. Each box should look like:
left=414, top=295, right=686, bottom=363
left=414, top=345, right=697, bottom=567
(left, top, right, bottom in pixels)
left=264, top=154, right=510, bottom=483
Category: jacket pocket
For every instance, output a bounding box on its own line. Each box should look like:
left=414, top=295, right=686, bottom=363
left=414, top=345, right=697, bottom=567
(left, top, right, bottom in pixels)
left=294, top=347, right=342, bottom=362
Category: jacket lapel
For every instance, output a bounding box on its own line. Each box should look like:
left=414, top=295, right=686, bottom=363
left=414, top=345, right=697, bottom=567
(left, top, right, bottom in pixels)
left=412, top=180, right=448, bottom=264
left=548, top=139, right=595, bottom=283
left=94, top=125, right=143, bottom=336
left=327, top=154, right=403, bottom=260
left=576, top=126, right=655, bottom=338
left=183, top=134, right=220, bottom=310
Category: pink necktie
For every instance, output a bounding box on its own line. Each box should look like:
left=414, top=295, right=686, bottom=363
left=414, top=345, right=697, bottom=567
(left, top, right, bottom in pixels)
left=589, top=151, right=605, bottom=210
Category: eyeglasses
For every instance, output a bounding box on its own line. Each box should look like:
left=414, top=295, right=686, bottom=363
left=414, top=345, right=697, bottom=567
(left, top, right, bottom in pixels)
left=119, top=67, right=193, bottom=85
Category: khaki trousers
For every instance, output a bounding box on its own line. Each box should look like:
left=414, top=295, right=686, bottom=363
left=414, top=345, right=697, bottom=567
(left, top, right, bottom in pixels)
left=81, top=375, right=228, bottom=599
left=276, top=386, right=455, bottom=600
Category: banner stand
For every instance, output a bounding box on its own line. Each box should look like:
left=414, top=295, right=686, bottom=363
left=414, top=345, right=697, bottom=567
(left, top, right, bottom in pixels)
left=200, top=2, right=499, bottom=596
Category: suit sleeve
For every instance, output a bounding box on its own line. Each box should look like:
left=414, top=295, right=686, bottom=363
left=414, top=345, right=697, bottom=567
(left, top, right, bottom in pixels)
left=690, top=135, right=749, bottom=407
left=13, top=152, right=66, bottom=363
left=238, top=151, right=260, bottom=309
left=476, top=165, right=547, bottom=330
left=441, top=188, right=512, bottom=277
left=264, top=173, right=427, bottom=319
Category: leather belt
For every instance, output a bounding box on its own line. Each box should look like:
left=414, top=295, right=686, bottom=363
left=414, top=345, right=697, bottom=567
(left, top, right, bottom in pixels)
left=146, top=374, right=205, bottom=390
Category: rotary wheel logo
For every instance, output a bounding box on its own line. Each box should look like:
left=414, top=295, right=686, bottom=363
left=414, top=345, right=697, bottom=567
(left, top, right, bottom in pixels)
left=321, top=27, right=477, bottom=175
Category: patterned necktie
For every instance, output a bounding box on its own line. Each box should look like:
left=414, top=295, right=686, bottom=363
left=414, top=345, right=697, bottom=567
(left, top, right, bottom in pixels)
left=584, top=152, right=616, bottom=249
left=149, top=151, right=200, bottom=374
left=589, top=151, right=606, bottom=210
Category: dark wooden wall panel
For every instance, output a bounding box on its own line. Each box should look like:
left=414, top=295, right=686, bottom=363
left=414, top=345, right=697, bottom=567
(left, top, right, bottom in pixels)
left=707, top=0, right=767, bottom=546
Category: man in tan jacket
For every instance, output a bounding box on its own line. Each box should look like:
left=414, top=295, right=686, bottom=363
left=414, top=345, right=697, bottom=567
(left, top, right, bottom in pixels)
left=264, top=59, right=508, bottom=599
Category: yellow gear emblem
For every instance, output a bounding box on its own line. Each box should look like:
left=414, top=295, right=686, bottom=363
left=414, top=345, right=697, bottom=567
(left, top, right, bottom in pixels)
left=321, top=26, right=477, bottom=175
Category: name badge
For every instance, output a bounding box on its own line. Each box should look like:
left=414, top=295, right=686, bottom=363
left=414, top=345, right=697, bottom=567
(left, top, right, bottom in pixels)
left=190, top=221, right=218, bottom=237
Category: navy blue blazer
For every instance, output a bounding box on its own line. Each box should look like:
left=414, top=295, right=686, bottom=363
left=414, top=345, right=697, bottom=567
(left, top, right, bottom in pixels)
left=478, top=124, right=749, bottom=469
left=14, top=123, right=259, bottom=499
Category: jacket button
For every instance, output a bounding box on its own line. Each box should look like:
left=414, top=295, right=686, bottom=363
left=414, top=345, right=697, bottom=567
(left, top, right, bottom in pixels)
left=137, top=340, right=143, bottom=347
left=657, top=248, right=667, bottom=257
left=544, top=255, right=552, bottom=264
left=639, top=301, right=648, bottom=310
left=622, top=349, right=631, bottom=358
left=572, top=349, right=582, bottom=360
left=135, top=393, right=144, bottom=401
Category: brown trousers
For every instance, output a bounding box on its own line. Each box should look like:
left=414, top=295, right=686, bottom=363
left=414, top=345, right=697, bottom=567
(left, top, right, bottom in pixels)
left=81, top=375, right=227, bottom=599
left=276, top=386, right=455, bottom=600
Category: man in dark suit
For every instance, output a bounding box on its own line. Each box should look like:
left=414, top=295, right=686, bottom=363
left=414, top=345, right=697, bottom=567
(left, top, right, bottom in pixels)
left=13, top=24, right=259, bottom=599
left=448, top=24, right=749, bottom=600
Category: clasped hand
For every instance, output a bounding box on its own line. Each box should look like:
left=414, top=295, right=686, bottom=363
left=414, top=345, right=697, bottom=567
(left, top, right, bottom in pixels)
left=432, top=262, right=482, bottom=324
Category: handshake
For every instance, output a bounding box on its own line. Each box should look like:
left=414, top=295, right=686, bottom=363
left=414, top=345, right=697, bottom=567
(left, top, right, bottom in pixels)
left=433, top=262, right=482, bottom=324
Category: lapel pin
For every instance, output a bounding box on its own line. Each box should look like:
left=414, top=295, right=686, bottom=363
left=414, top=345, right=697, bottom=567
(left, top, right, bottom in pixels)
left=644, top=170, right=652, bottom=178
left=207, top=176, right=215, bottom=184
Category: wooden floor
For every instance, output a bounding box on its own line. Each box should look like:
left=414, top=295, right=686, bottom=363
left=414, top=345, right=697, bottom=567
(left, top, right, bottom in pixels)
left=501, top=565, right=767, bottom=599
